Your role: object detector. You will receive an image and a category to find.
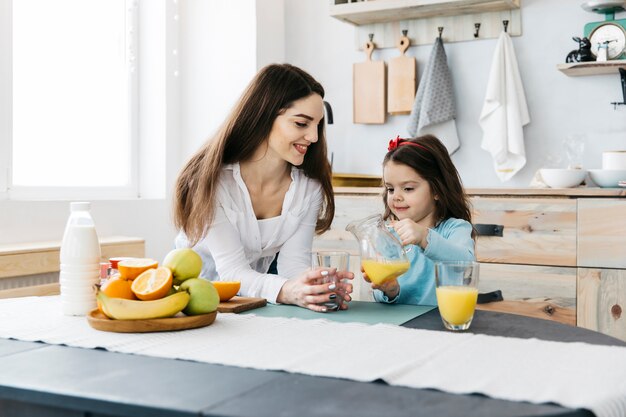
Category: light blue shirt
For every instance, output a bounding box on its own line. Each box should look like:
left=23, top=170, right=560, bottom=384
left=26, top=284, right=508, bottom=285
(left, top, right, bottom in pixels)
left=373, top=218, right=475, bottom=306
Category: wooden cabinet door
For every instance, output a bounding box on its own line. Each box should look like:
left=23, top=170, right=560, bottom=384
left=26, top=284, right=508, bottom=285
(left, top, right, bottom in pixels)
left=578, top=199, right=626, bottom=269
left=578, top=268, right=626, bottom=342
left=471, top=197, right=577, bottom=267
left=477, top=263, right=576, bottom=325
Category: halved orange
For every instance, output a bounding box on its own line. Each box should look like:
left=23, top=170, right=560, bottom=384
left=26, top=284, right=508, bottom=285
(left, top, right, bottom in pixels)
left=131, top=267, right=173, bottom=301
left=117, top=258, right=158, bottom=280
left=212, top=281, right=241, bottom=302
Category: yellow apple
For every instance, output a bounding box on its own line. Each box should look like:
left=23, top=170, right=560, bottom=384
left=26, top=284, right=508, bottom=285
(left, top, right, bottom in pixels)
left=179, top=278, right=219, bottom=315
left=162, top=248, right=203, bottom=285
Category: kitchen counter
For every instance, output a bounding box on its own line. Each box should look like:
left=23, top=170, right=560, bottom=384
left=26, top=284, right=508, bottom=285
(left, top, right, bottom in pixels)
left=334, top=186, right=626, bottom=197
left=322, top=185, right=626, bottom=339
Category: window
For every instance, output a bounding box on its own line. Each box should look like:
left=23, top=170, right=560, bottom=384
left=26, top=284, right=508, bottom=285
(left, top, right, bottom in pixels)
left=0, top=0, right=138, bottom=200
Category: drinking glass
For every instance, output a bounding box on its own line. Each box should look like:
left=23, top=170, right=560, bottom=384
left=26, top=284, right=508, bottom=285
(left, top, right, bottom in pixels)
left=312, top=251, right=349, bottom=311
left=434, top=261, right=480, bottom=331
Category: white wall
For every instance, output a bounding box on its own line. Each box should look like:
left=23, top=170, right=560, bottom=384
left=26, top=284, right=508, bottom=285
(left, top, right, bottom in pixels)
left=3, top=0, right=625, bottom=262
left=284, top=0, right=626, bottom=187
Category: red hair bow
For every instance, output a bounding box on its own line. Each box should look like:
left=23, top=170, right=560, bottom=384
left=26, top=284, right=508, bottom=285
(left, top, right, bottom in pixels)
left=387, top=135, right=428, bottom=152
left=388, top=135, right=403, bottom=151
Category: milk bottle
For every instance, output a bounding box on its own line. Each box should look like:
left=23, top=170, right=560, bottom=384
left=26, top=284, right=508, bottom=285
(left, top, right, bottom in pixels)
left=59, top=202, right=101, bottom=316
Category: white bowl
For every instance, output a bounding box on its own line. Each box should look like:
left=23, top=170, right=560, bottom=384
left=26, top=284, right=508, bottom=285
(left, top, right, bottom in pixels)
left=588, top=169, right=626, bottom=188
left=540, top=169, right=587, bottom=188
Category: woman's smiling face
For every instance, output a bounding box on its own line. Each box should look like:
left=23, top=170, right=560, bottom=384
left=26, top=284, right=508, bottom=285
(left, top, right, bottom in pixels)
left=266, top=93, right=324, bottom=166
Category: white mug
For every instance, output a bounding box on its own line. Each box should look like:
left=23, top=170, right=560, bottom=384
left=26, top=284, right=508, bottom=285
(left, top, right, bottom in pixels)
left=602, top=151, right=626, bottom=170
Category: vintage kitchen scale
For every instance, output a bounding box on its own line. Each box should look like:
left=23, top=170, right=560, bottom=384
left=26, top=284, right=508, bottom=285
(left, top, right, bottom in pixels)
left=582, top=0, right=626, bottom=59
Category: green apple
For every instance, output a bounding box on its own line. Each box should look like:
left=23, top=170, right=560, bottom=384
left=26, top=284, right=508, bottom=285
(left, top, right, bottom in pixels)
left=179, top=278, right=219, bottom=315
left=163, top=248, right=203, bottom=285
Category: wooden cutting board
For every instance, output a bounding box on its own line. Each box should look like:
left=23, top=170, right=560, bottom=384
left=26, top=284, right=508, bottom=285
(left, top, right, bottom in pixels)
left=353, top=38, right=386, bottom=124
left=388, top=34, right=416, bottom=115
left=217, top=296, right=267, bottom=313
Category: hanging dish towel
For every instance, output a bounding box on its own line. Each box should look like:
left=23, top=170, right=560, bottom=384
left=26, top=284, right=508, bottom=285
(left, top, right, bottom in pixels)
left=407, top=37, right=460, bottom=154
left=479, top=31, right=530, bottom=182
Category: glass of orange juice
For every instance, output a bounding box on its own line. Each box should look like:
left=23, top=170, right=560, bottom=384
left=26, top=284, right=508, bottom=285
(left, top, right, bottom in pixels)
left=434, top=261, right=480, bottom=331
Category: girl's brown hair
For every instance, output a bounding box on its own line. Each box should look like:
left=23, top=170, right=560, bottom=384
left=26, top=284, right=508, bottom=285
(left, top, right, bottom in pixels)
left=173, top=64, right=334, bottom=245
left=382, top=135, right=474, bottom=237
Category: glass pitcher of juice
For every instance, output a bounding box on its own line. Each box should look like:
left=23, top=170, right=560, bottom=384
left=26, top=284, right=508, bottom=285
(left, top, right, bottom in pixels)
left=345, top=214, right=410, bottom=285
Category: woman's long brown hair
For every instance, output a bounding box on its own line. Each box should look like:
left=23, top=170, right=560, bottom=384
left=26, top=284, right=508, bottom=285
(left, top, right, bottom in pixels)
left=173, top=64, right=334, bottom=245
left=382, top=135, right=474, bottom=238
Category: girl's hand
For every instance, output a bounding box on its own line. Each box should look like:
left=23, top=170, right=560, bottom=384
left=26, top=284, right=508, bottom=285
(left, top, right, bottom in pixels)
left=392, top=219, right=429, bottom=248
left=277, top=268, right=353, bottom=312
left=361, top=267, right=400, bottom=300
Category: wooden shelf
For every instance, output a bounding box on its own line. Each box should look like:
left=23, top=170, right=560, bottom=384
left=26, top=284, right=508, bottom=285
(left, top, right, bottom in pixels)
left=330, top=0, right=520, bottom=26
left=557, top=60, right=626, bottom=77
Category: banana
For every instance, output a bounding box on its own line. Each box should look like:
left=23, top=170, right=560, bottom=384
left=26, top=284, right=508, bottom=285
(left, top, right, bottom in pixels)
left=97, top=291, right=190, bottom=320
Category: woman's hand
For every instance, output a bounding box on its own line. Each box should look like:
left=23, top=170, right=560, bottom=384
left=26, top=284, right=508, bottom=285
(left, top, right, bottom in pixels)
left=391, top=219, right=429, bottom=249
left=277, top=268, right=354, bottom=312
left=362, top=267, right=400, bottom=300
left=334, top=269, right=354, bottom=310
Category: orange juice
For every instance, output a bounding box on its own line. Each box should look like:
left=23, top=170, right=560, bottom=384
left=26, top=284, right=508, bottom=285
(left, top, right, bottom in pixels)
left=436, top=286, right=479, bottom=325
left=361, top=259, right=410, bottom=285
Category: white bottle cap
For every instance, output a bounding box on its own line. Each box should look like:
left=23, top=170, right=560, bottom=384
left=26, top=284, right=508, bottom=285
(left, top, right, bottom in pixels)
left=70, top=202, right=91, bottom=211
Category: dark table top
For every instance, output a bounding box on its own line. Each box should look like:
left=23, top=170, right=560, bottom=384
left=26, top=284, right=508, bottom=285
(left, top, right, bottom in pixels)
left=0, top=308, right=624, bottom=417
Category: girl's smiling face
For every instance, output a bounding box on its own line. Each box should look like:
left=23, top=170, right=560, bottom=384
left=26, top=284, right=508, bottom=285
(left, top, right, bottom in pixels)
left=384, top=160, right=438, bottom=227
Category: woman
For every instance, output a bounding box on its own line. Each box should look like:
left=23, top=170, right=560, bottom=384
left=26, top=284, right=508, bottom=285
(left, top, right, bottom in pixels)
left=173, top=64, right=353, bottom=312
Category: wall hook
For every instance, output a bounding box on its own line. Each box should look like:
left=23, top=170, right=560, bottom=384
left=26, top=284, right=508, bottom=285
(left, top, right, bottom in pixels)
left=610, top=68, right=626, bottom=110
left=398, top=30, right=410, bottom=52
left=503, top=20, right=509, bottom=33
left=368, top=33, right=374, bottom=42
left=474, top=23, right=481, bottom=38
left=438, top=26, right=444, bottom=39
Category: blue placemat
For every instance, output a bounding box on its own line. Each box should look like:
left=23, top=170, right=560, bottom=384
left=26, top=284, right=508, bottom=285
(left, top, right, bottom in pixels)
left=241, top=301, right=435, bottom=325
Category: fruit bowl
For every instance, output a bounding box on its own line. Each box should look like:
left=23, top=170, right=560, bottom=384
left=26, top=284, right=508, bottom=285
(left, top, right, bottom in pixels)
left=588, top=169, right=626, bottom=188
left=539, top=168, right=586, bottom=188
left=87, top=309, right=216, bottom=333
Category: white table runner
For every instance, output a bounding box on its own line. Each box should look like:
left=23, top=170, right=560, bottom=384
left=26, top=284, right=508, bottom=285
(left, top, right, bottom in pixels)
left=1, top=296, right=625, bottom=417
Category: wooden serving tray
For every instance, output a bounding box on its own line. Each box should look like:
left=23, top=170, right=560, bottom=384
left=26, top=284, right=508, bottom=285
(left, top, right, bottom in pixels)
left=87, top=309, right=217, bottom=333
left=217, top=296, right=266, bottom=313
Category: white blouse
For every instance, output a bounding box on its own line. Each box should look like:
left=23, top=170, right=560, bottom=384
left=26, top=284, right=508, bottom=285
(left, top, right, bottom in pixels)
left=175, top=163, right=323, bottom=303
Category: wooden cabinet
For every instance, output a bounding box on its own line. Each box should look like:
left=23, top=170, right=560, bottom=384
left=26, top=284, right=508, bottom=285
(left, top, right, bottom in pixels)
left=478, top=263, right=576, bottom=325
left=472, top=192, right=626, bottom=338
left=576, top=198, right=626, bottom=340
left=472, top=197, right=577, bottom=267
left=318, top=187, right=626, bottom=340
left=578, top=268, right=626, bottom=341
left=578, top=199, right=626, bottom=269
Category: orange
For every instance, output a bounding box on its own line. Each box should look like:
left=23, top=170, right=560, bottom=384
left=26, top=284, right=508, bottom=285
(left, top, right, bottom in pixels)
left=98, top=276, right=137, bottom=313
left=100, top=276, right=137, bottom=300
left=131, top=266, right=173, bottom=301
left=212, top=281, right=240, bottom=302
left=117, top=258, right=158, bottom=280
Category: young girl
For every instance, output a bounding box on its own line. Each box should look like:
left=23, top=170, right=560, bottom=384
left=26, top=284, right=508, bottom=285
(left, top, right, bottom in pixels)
left=365, top=134, right=475, bottom=306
